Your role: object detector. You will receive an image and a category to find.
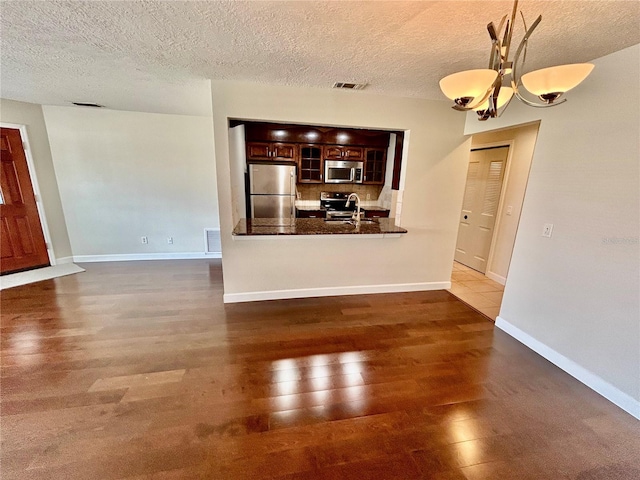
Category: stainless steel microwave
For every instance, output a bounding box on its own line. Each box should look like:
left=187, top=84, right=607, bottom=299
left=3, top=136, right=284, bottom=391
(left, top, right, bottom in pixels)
left=324, top=160, right=363, bottom=184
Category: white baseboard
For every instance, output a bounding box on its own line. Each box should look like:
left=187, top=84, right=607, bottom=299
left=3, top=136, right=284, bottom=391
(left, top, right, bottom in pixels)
left=485, top=271, right=506, bottom=285
left=73, top=252, right=222, bottom=263
left=223, top=281, right=451, bottom=304
left=496, top=316, right=640, bottom=420
left=54, top=256, right=74, bottom=265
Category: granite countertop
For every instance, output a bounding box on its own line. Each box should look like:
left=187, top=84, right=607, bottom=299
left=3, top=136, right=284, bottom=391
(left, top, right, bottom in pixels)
left=232, top=218, right=407, bottom=236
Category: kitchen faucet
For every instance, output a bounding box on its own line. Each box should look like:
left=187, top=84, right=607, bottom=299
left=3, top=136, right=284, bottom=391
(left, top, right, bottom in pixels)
left=345, top=193, right=362, bottom=226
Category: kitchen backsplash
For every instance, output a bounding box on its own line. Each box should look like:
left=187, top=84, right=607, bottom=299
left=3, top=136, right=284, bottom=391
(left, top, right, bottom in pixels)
left=296, top=184, right=383, bottom=201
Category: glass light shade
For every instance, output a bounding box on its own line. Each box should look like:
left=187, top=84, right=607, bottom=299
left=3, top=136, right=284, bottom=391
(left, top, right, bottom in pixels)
left=473, top=87, right=514, bottom=111
left=521, top=63, right=594, bottom=96
left=439, top=69, right=498, bottom=102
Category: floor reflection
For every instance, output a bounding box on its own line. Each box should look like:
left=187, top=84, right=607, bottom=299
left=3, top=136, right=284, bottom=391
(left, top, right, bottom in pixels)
left=268, top=351, right=369, bottom=420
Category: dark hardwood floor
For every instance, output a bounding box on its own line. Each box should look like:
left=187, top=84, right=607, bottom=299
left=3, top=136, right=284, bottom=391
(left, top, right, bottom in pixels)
left=1, top=259, right=638, bottom=479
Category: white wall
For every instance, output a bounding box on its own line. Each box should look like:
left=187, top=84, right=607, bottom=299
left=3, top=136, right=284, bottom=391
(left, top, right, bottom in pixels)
left=210, top=81, right=471, bottom=302
left=471, top=122, right=539, bottom=282
left=43, top=106, right=219, bottom=259
left=0, top=99, right=72, bottom=261
left=465, top=45, right=640, bottom=415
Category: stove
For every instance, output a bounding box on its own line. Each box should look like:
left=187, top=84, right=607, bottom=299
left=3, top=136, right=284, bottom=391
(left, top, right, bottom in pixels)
left=320, top=191, right=358, bottom=219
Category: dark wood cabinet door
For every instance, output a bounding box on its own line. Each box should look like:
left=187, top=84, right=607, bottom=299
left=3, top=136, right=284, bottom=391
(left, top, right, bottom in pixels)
left=364, top=148, right=387, bottom=184
left=272, top=143, right=296, bottom=161
left=324, top=146, right=363, bottom=161
left=364, top=209, right=390, bottom=218
left=298, top=145, right=323, bottom=183
left=247, top=142, right=271, bottom=160
left=324, top=146, right=344, bottom=160
left=0, top=128, right=50, bottom=275
left=343, top=147, right=363, bottom=160
left=296, top=209, right=326, bottom=218
left=247, top=142, right=297, bottom=161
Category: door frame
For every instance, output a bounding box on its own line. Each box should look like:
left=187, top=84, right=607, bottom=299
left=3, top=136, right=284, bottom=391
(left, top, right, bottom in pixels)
left=465, top=139, right=514, bottom=285
left=1, top=122, right=57, bottom=267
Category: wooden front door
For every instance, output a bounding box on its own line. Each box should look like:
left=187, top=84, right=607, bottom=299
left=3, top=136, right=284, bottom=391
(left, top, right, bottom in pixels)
left=454, top=146, right=508, bottom=273
left=0, top=128, right=50, bottom=275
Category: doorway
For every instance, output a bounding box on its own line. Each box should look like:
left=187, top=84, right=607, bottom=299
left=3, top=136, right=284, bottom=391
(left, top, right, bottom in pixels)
left=454, top=146, right=509, bottom=273
left=0, top=127, right=50, bottom=275
left=449, top=122, right=540, bottom=320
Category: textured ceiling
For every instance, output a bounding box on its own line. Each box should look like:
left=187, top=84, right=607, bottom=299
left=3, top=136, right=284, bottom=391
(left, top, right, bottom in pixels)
left=1, top=1, right=639, bottom=116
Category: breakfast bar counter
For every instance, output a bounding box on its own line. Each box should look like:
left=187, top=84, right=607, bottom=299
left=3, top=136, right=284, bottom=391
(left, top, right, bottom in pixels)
left=232, top=218, right=407, bottom=236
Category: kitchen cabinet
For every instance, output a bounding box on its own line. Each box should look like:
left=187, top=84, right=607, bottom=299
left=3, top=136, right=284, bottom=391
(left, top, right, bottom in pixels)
left=298, top=145, right=323, bottom=183
left=296, top=209, right=326, bottom=218
left=364, top=148, right=387, bottom=185
left=324, top=146, right=363, bottom=161
left=364, top=208, right=390, bottom=218
left=247, top=142, right=297, bottom=162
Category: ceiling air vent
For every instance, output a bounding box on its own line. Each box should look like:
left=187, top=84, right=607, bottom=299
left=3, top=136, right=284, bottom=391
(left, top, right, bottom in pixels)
left=332, top=82, right=367, bottom=90
left=72, top=102, right=104, bottom=108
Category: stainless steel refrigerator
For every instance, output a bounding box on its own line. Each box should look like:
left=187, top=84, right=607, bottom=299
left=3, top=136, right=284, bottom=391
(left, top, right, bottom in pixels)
left=248, top=163, right=296, bottom=221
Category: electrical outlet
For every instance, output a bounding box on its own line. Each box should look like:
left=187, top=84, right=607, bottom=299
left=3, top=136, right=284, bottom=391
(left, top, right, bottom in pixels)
left=506, top=205, right=513, bottom=216
left=542, top=223, right=553, bottom=238
left=141, top=236, right=148, bottom=244
left=167, top=237, right=173, bottom=244
left=366, top=193, right=371, bottom=200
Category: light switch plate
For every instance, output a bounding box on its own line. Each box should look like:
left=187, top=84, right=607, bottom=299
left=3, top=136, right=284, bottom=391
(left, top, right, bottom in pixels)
left=542, top=223, right=553, bottom=238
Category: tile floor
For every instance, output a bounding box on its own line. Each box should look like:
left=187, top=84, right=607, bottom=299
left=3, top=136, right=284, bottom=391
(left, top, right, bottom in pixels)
left=448, top=261, right=505, bottom=321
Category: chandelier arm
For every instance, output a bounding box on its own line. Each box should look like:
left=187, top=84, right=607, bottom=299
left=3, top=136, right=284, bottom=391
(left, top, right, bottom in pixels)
left=491, top=42, right=502, bottom=71
left=520, top=11, right=529, bottom=67
left=496, top=15, right=507, bottom=42
left=511, top=15, right=541, bottom=83
left=509, top=14, right=565, bottom=108
left=512, top=88, right=567, bottom=108
left=520, top=11, right=528, bottom=32
left=502, top=1, right=519, bottom=63
left=451, top=81, right=497, bottom=112
left=487, top=22, right=499, bottom=69
left=488, top=81, right=502, bottom=117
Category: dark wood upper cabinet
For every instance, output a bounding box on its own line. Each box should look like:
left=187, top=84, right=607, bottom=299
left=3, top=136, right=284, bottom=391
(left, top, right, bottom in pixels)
left=247, top=142, right=296, bottom=162
left=241, top=122, right=390, bottom=148
left=239, top=122, right=403, bottom=189
left=324, top=146, right=363, bottom=161
left=364, top=148, right=387, bottom=185
left=299, top=145, right=323, bottom=183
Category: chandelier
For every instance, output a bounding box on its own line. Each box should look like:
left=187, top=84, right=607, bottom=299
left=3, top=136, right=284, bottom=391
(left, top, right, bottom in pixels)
left=439, top=0, right=594, bottom=121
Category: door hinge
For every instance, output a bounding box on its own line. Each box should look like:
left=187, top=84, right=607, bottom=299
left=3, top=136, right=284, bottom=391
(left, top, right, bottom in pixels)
left=33, top=194, right=40, bottom=202
left=45, top=242, right=51, bottom=249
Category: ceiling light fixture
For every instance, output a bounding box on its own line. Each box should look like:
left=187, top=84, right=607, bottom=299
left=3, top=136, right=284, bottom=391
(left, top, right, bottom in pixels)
left=439, top=0, right=594, bottom=121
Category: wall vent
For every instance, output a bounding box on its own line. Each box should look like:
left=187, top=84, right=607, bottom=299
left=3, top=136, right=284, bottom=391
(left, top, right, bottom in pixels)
left=332, top=82, right=367, bottom=90
left=204, top=228, right=221, bottom=254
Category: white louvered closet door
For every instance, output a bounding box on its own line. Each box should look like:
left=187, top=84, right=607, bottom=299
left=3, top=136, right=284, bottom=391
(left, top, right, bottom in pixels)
left=454, top=147, right=508, bottom=273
